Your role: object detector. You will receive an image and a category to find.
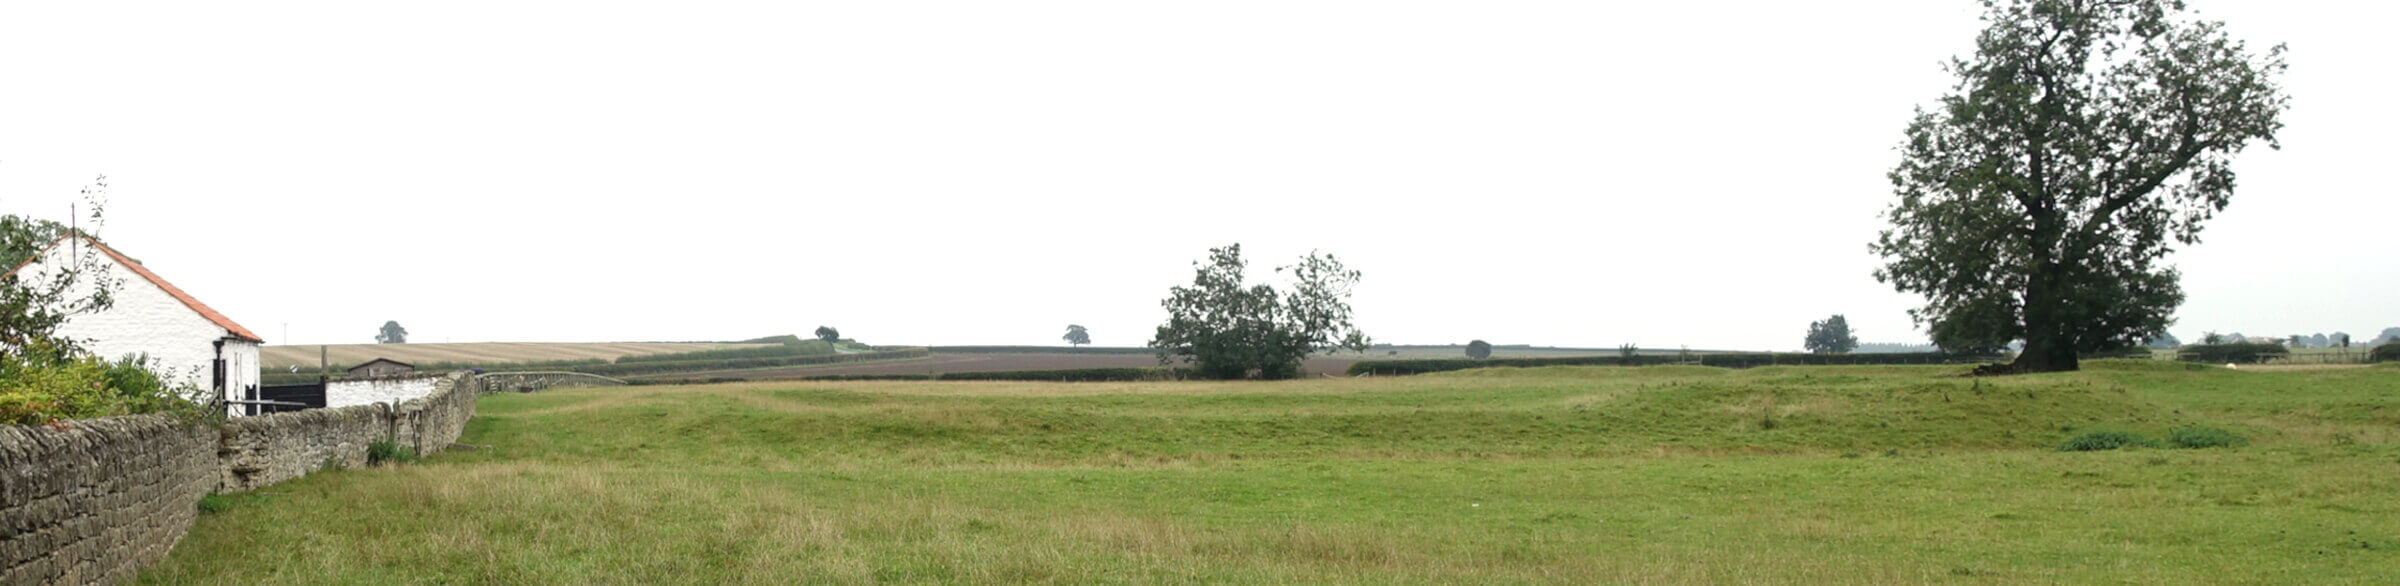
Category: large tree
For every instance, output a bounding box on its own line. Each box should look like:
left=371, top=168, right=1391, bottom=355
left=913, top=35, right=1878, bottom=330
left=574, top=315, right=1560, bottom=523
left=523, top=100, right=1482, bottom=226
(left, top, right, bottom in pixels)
left=1062, top=324, right=1091, bottom=348
left=1804, top=315, right=1860, bottom=354
left=1872, top=0, right=2287, bottom=373
left=1149, top=244, right=1369, bottom=380
left=814, top=326, right=840, bottom=343
left=376, top=321, right=407, bottom=344
left=1465, top=339, right=1492, bottom=360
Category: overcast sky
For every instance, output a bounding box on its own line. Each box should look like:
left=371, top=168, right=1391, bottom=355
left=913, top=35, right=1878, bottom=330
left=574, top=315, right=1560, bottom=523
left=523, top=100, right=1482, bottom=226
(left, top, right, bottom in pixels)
left=2, top=1, right=2393, bottom=351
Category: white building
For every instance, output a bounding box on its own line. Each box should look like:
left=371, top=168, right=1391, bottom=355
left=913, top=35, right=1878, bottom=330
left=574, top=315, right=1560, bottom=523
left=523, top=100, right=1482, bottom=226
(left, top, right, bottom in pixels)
left=7, top=234, right=264, bottom=415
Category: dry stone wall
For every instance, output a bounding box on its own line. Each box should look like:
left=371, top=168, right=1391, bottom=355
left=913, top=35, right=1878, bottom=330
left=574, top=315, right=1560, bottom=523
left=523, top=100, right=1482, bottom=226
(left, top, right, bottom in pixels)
left=2, top=372, right=477, bottom=585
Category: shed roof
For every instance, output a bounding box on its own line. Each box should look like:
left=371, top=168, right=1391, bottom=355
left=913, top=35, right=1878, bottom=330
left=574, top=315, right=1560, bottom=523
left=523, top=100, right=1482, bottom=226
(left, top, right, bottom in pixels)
left=5, top=234, right=266, bottom=343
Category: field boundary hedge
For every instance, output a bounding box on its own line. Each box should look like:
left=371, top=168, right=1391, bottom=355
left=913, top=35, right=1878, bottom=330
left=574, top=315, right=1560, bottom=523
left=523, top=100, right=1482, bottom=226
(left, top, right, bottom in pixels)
left=925, top=346, right=1159, bottom=355
left=2174, top=343, right=2292, bottom=364
left=1346, top=352, right=2000, bottom=376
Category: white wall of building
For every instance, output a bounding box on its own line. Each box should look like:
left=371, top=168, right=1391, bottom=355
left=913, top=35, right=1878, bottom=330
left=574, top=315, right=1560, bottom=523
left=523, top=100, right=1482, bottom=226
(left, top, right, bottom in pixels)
left=326, top=375, right=442, bottom=409
left=21, top=238, right=262, bottom=414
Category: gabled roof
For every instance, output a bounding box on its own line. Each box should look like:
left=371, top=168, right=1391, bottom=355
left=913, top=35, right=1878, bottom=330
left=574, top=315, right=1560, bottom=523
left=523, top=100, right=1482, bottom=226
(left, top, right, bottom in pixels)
left=4, top=234, right=266, bottom=343
left=351, top=358, right=415, bottom=369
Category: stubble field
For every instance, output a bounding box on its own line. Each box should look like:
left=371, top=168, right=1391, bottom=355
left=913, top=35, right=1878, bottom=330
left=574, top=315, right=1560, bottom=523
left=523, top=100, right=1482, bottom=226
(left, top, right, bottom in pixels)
left=141, top=362, right=2400, bottom=584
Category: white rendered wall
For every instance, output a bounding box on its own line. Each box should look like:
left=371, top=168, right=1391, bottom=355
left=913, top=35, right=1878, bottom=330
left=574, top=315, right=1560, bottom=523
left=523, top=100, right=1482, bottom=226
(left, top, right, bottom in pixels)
left=326, top=375, right=442, bottom=409
left=25, top=246, right=249, bottom=408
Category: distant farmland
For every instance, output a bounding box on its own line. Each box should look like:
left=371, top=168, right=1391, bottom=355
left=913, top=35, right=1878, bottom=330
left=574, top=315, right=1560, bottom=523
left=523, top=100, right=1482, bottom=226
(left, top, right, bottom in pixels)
left=260, top=342, right=776, bottom=371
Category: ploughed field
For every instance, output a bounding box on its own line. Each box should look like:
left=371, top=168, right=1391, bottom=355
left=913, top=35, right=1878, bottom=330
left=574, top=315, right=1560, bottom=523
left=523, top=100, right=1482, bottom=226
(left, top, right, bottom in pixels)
left=143, top=362, right=2400, bottom=583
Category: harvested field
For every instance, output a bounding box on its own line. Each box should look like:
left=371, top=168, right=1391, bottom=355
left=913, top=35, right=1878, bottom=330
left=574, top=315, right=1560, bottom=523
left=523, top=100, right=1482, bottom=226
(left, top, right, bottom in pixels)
left=260, top=342, right=776, bottom=370
left=638, top=352, right=1369, bottom=380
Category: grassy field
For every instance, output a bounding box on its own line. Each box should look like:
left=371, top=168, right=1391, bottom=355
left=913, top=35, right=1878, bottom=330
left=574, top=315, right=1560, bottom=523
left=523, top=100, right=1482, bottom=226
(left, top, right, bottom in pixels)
left=259, top=342, right=777, bottom=371
left=142, top=362, right=2400, bottom=583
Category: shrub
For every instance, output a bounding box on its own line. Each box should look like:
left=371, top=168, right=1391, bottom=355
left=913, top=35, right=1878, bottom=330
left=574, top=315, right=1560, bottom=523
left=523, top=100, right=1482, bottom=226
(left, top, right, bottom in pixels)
left=2373, top=343, right=2400, bottom=363
left=2169, top=427, right=2248, bottom=449
left=0, top=347, right=200, bottom=425
left=2174, top=343, right=2290, bottom=364
left=2057, top=430, right=2159, bottom=452
left=366, top=440, right=418, bottom=465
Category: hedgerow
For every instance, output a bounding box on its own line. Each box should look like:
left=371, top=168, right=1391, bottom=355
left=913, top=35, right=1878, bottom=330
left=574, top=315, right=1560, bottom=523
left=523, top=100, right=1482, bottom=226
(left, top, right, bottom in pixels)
left=937, top=368, right=1182, bottom=382
left=2174, top=343, right=2291, bottom=364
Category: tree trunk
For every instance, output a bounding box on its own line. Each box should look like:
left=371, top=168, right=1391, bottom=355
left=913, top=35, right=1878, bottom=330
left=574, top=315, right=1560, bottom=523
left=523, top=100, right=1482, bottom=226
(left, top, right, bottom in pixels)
left=2009, top=259, right=2080, bottom=374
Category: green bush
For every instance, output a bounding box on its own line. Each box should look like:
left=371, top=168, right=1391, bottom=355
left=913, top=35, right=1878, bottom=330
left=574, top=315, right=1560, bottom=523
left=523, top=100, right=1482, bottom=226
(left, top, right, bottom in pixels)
left=0, top=347, right=199, bottom=425
left=2174, top=343, right=2291, bottom=364
left=2372, top=343, right=2400, bottom=363
left=366, top=440, right=418, bottom=465
left=2168, top=427, right=2248, bottom=449
left=2057, top=430, right=2159, bottom=452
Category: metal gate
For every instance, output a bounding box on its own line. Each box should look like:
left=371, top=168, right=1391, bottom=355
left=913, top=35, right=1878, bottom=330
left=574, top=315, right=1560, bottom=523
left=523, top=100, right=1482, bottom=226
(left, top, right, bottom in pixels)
left=254, top=383, right=326, bottom=414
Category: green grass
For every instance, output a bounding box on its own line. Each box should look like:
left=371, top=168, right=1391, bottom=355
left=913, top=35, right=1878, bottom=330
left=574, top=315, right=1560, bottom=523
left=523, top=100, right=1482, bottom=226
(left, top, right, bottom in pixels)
left=140, top=360, right=2400, bottom=584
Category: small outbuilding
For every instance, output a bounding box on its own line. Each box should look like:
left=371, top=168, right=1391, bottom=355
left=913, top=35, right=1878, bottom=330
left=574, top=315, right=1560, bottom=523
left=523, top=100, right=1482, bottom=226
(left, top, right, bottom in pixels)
left=346, top=358, right=416, bottom=377
left=8, top=234, right=265, bottom=416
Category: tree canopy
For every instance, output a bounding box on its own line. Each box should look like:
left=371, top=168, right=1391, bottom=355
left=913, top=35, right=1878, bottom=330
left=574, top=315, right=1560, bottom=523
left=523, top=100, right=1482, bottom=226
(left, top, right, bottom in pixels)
left=1465, top=340, right=1492, bottom=360
left=1872, top=0, right=2287, bottom=373
left=1148, top=244, right=1369, bottom=380
left=814, top=326, right=840, bottom=343
left=376, top=321, right=408, bottom=344
left=1804, top=315, right=1860, bottom=354
left=1062, top=324, right=1091, bottom=348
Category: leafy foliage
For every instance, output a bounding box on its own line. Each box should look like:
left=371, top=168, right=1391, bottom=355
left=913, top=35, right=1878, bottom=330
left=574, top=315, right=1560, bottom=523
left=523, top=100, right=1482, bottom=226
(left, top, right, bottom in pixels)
left=367, top=439, right=419, bottom=465
left=2373, top=343, right=2400, bottom=364
left=1465, top=340, right=1492, bottom=360
left=1872, top=0, right=2288, bottom=373
left=1805, top=314, right=1860, bottom=354
left=1149, top=244, right=1369, bottom=380
left=1062, top=324, right=1091, bottom=348
left=1, top=347, right=201, bottom=425
left=814, top=326, right=840, bottom=344
left=376, top=321, right=407, bottom=344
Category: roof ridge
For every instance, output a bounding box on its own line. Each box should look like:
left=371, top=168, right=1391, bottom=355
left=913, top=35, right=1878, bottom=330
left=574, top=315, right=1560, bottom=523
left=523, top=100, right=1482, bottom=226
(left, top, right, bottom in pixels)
left=6, top=234, right=265, bottom=343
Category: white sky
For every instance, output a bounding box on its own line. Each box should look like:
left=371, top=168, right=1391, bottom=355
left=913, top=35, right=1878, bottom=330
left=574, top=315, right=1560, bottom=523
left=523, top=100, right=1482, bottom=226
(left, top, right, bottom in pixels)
left=2, top=1, right=2393, bottom=351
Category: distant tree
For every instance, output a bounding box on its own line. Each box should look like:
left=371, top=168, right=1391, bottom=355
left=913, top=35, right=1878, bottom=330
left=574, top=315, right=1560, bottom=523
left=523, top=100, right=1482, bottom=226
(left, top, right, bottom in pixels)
left=2202, top=331, right=2224, bottom=345
left=1804, top=315, right=1860, bottom=354
left=1618, top=344, right=1638, bottom=358
left=2308, top=333, right=2329, bottom=348
left=1465, top=340, right=1492, bottom=360
left=1062, top=324, right=1091, bottom=348
left=2334, top=332, right=2350, bottom=348
left=1148, top=244, right=1370, bottom=380
left=814, top=326, right=840, bottom=343
left=2376, top=327, right=2400, bottom=346
left=1871, top=0, right=2288, bottom=374
left=376, top=321, right=407, bottom=344
left=2146, top=331, right=2181, bottom=350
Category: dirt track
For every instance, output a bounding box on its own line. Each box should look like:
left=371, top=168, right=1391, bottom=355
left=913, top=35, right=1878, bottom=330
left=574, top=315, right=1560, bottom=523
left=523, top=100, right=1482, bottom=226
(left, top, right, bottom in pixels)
left=673, top=352, right=1366, bottom=379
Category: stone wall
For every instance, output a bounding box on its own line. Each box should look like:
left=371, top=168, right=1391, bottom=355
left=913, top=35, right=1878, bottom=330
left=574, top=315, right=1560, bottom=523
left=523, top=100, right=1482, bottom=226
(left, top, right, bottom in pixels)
left=0, top=416, right=217, bottom=586
left=1, top=372, right=477, bottom=585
